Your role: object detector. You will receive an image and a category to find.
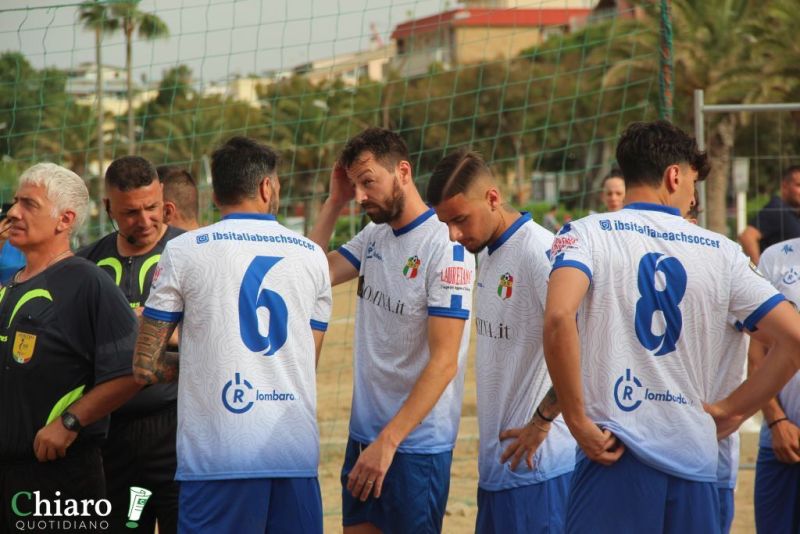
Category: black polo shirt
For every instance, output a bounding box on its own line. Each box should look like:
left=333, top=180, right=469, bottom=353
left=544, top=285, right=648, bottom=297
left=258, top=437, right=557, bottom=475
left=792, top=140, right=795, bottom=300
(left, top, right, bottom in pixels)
left=750, top=195, right=800, bottom=252
left=78, top=226, right=184, bottom=417
left=0, top=257, right=136, bottom=461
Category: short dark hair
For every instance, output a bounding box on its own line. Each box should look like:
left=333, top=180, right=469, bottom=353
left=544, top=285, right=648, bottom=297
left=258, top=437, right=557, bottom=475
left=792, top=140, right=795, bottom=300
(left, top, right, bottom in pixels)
left=427, top=149, right=491, bottom=205
left=157, top=165, right=198, bottom=220
left=781, top=165, right=800, bottom=182
left=105, top=156, right=158, bottom=191
left=616, top=120, right=709, bottom=188
left=210, top=136, right=279, bottom=206
left=601, top=167, right=624, bottom=187
left=339, top=127, right=409, bottom=171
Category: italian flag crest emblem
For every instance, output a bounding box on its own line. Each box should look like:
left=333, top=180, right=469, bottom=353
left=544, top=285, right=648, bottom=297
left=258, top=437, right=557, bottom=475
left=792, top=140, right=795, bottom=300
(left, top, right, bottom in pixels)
left=498, top=272, right=513, bottom=299
left=403, top=256, right=421, bottom=279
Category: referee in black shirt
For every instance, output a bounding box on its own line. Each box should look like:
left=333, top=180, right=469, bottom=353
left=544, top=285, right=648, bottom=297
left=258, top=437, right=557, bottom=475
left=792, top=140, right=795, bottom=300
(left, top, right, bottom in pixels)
left=0, top=163, right=140, bottom=531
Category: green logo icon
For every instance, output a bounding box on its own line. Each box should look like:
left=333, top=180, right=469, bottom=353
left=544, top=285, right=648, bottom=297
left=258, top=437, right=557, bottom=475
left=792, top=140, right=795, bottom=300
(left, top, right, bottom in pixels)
left=125, top=487, right=152, bottom=529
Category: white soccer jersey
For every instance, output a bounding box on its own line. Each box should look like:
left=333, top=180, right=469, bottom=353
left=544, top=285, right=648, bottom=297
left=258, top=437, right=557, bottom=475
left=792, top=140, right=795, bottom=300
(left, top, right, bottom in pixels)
left=339, top=208, right=474, bottom=453
left=550, top=203, right=784, bottom=482
left=475, top=213, right=575, bottom=491
left=757, top=238, right=800, bottom=449
left=708, top=315, right=748, bottom=489
left=144, top=213, right=332, bottom=481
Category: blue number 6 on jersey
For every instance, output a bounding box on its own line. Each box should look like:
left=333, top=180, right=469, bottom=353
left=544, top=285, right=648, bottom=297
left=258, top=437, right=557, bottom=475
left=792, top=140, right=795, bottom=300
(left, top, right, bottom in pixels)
left=634, top=252, right=687, bottom=356
left=238, top=256, right=288, bottom=356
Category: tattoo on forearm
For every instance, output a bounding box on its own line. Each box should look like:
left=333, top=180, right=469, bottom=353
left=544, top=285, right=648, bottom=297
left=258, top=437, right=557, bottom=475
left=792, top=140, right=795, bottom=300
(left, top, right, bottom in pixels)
left=133, top=317, right=179, bottom=384
left=536, top=387, right=560, bottom=420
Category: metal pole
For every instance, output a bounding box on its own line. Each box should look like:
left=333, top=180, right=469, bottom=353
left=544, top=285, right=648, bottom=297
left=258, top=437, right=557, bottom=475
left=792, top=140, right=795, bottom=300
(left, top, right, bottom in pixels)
left=694, top=89, right=707, bottom=228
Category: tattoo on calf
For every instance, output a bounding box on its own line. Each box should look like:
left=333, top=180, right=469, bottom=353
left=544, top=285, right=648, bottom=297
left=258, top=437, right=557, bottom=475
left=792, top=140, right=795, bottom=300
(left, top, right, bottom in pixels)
left=133, top=317, right=179, bottom=384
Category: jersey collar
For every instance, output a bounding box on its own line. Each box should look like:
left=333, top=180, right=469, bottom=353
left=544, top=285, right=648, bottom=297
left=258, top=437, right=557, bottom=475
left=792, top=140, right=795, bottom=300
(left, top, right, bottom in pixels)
left=392, top=208, right=436, bottom=237
left=488, top=212, right=531, bottom=255
left=221, top=213, right=277, bottom=221
left=623, top=202, right=681, bottom=217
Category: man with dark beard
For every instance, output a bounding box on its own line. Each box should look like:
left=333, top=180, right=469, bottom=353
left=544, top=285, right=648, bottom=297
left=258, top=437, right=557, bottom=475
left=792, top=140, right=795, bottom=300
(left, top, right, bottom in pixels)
left=310, top=128, right=475, bottom=534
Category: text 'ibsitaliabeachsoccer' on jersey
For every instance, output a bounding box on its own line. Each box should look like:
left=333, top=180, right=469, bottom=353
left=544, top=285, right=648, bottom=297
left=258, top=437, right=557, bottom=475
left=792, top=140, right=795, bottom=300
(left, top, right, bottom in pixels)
left=550, top=203, right=783, bottom=482
left=144, top=213, right=332, bottom=481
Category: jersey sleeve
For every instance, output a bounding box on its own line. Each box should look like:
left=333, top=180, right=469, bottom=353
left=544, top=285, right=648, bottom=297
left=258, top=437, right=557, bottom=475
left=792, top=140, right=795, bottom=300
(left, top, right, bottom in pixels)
left=143, top=241, right=184, bottom=323
left=549, top=221, right=593, bottom=282
left=757, top=246, right=779, bottom=284
left=88, top=271, right=138, bottom=383
left=529, top=245, right=552, bottom=310
left=310, top=250, right=333, bottom=332
left=426, top=242, right=474, bottom=320
left=729, top=246, right=784, bottom=331
left=338, top=224, right=371, bottom=271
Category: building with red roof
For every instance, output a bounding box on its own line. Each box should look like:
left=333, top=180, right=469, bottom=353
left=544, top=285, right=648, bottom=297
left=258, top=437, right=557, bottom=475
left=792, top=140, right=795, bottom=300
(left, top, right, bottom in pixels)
left=389, top=4, right=592, bottom=77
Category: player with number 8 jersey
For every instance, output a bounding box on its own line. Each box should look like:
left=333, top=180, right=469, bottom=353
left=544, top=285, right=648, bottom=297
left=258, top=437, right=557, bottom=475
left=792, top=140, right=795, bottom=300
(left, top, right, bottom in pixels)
left=544, top=121, right=800, bottom=533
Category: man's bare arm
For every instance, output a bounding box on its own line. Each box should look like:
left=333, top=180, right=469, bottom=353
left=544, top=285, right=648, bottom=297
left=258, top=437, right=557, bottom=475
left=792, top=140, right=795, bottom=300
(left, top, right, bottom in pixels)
left=738, top=225, right=762, bottom=263
left=708, top=301, right=800, bottom=437
left=133, top=316, right=179, bottom=385
left=345, top=315, right=464, bottom=501
left=544, top=267, right=624, bottom=465
left=34, top=375, right=142, bottom=461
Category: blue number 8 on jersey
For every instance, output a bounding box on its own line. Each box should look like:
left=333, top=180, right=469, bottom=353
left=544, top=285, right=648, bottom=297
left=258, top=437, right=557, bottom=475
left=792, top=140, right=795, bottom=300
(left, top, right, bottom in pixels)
left=635, top=252, right=687, bottom=356
left=238, top=256, right=288, bottom=356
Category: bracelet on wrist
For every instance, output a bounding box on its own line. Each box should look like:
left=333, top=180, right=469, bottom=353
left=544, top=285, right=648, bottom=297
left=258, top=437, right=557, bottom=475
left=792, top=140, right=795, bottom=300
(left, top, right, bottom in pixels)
left=530, top=419, right=550, bottom=433
left=536, top=407, right=555, bottom=423
left=768, top=417, right=789, bottom=429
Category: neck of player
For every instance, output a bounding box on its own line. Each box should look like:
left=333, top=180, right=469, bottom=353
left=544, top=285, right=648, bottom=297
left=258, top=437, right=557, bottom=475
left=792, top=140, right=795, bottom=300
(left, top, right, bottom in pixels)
left=623, top=185, right=674, bottom=210
left=489, top=206, right=521, bottom=245
left=388, top=188, right=429, bottom=231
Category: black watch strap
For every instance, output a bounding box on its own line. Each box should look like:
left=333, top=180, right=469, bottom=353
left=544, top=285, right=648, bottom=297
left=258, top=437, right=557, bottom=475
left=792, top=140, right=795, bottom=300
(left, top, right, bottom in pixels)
left=61, top=411, right=83, bottom=432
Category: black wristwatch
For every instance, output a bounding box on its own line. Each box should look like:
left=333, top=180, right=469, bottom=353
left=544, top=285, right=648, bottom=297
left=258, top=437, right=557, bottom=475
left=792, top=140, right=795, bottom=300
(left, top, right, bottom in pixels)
left=61, top=411, right=83, bottom=433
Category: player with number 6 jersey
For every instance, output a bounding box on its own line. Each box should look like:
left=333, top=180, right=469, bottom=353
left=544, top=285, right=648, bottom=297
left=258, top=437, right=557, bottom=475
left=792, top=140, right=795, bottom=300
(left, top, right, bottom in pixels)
left=134, top=137, right=332, bottom=534
left=544, top=121, right=800, bottom=533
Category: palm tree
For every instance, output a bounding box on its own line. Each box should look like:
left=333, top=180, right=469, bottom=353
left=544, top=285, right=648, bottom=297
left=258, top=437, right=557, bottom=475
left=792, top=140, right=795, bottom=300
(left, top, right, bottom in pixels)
left=110, top=1, right=169, bottom=155
left=601, top=0, right=771, bottom=235
left=79, top=0, right=118, bottom=232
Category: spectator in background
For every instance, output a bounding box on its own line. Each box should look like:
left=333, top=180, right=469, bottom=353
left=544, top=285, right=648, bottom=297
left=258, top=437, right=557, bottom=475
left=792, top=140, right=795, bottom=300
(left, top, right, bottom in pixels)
left=601, top=168, right=626, bottom=212
left=542, top=205, right=561, bottom=233
left=739, top=165, right=800, bottom=264
left=158, top=165, right=200, bottom=231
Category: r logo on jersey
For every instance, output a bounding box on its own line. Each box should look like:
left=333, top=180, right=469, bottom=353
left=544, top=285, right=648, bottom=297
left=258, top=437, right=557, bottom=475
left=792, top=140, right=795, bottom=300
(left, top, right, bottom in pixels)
left=403, top=256, right=421, bottom=279
left=497, top=273, right=513, bottom=300
left=12, top=331, right=36, bottom=364
left=614, top=368, right=643, bottom=412
left=600, top=219, right=612, bottom=231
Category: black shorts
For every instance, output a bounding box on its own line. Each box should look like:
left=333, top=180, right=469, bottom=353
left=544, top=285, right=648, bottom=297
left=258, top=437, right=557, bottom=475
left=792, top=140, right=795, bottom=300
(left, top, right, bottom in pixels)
left=102, top=403, right=178, bottom=534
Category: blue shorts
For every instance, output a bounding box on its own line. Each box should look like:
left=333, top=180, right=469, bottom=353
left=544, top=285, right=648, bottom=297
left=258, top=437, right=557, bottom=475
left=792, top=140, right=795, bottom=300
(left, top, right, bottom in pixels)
left=565, top=451, right=719, bottom=534
left=718, top=487, right=734, bottom=534
left=476, top=472, right=572, bottom=534
left=754, top=446, right=800, bottom=533
left=178, top=477, right=322, bottom=534
left=341, top=437, right=452, bottom=534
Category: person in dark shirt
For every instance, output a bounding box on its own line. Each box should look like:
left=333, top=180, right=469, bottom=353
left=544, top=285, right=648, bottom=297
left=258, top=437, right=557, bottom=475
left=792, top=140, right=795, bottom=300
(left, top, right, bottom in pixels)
left=739, top=165, right=800, bottom=263
left=78, top=156, right=183, bottom=534
left=0, top=163, right=140, bottom=531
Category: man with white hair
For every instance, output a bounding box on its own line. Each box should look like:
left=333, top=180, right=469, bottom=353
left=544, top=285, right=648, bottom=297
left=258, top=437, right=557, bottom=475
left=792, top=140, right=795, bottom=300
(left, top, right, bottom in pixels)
left=0, top=163, right=141, bottom=531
